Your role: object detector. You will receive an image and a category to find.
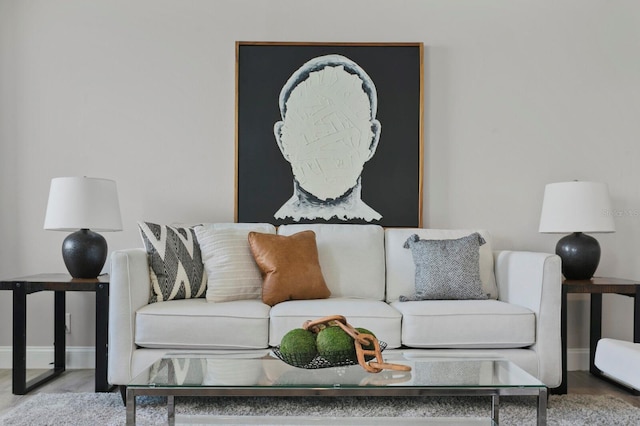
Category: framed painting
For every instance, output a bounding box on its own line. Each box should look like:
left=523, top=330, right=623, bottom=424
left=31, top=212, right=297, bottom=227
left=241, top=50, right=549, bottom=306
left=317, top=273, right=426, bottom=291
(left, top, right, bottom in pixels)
left=235, top=42, right=423, bottom=227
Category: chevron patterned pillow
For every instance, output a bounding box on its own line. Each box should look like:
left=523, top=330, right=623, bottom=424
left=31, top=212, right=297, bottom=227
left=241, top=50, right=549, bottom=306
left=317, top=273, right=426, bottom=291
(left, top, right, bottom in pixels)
left=138, top=222, right=207, bottom=304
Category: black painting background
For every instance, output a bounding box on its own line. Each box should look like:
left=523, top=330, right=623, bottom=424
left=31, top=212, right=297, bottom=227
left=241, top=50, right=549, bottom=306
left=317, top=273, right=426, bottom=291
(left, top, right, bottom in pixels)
left=236, top=43, right=422, bottom=227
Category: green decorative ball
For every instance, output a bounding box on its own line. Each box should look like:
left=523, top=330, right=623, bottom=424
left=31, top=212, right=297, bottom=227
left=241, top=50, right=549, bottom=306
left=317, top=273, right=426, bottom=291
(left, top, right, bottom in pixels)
left=316, top=326, right=356, bottom=363
left=279, top=328, right=317, bottom=365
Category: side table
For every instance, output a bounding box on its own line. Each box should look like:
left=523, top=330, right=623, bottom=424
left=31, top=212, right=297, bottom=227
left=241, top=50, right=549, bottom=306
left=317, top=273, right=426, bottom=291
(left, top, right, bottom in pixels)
left=557, top=277, right=640, bottom=395
left=0, top=273, right=113, bottom=394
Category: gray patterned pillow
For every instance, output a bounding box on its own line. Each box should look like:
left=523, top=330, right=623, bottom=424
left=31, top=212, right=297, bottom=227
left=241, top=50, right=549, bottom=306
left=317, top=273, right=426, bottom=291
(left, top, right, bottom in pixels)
left=399, top=233, right=488, bottom=301
left=138, top=222, right=207, bottom=304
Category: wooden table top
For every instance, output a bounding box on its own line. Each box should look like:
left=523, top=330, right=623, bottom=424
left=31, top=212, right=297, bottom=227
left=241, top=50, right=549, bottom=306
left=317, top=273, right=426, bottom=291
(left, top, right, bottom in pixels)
left=0, top=273, right=109, bottom=291
left=563, top=277, right=640, bottom=295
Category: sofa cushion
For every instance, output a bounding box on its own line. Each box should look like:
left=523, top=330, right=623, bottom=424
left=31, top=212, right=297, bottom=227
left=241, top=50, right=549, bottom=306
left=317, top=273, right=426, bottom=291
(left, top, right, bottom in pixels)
left=248, top=230, right=331, bottom=306
left=138, top=222, right=207, bottom=304
left=278, top=224, right=385, bottom=300
left=269, top=297, right=402, bottom=348
left=148, top=358, right=207, bottom=385
left=391, top=299, right=535, bottom=348
left=194, top=223, right=276, bottom=302
left=385, top=228, right=498, bottom=302
left=203, top=358, right=267, bottom=386
left=400, top=233, right=488, bottom=301
left=595, top=338, right=640, bottom=391
left=135, top=299, right=270, bottom=349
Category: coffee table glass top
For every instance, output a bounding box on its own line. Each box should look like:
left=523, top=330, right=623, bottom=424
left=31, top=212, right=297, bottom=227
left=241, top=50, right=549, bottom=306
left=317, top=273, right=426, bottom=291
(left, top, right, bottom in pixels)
left=128, top=353, right=545, bottom=390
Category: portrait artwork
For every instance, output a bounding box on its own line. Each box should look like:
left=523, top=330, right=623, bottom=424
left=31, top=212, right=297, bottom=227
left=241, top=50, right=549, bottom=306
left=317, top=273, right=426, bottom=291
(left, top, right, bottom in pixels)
left=236, top=42, right=423, bottom=227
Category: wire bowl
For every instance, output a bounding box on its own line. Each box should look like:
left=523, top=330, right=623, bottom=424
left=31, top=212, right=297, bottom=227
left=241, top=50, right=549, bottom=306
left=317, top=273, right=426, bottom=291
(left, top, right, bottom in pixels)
left=272, top=341, right=387, bottom=369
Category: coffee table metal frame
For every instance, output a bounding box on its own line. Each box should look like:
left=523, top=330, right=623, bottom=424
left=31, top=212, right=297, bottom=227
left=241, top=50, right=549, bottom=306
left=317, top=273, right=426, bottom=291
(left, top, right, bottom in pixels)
left=126, top=357, right=547, bottom=425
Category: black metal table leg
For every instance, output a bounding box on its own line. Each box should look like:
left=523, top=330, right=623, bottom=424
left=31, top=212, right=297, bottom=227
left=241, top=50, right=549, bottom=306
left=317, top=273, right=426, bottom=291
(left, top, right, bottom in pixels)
left=12, top=284, right=65, bottom=394
left=12, top=283, right=27, bottom=395
left=553, top=285, right=569, bottom=394
left=95, top=282, right=112, bottom=392
left=590, top=294, right=603, bottom=375
left=635, top=286, right=640, bottom=344
left=54, top=291, right=66, bottom=371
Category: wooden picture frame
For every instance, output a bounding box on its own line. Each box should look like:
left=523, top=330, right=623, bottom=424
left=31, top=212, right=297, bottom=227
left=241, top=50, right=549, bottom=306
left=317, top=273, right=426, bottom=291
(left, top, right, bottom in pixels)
left=235, top=42, right=423, bottom=227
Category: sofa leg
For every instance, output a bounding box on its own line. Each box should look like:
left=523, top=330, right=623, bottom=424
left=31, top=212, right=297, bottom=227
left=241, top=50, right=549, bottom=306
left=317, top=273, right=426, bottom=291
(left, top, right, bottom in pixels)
left=119, top=385, right=127, bottom=406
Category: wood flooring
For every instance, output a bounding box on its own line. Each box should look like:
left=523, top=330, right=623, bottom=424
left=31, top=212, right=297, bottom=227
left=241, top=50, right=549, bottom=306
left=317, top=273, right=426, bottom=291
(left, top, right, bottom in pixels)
left=0, top=369, right=639, bottom=417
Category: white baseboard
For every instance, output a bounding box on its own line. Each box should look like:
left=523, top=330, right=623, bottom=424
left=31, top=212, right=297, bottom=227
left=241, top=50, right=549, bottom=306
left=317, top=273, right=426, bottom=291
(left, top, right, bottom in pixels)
left=0, top=346, right=95, bottom=369
left=567, top=348, right=590, bottom=371
left=0, top=346, right=592, bottom=371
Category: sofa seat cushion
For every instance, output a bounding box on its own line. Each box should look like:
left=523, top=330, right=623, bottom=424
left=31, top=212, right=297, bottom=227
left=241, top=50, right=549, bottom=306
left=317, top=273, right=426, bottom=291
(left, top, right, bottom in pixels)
left=269, top=297, right=402, bottom=348
left=135, top=299, right=270, bottom=350
left=391, top=300, right=535, bottom=349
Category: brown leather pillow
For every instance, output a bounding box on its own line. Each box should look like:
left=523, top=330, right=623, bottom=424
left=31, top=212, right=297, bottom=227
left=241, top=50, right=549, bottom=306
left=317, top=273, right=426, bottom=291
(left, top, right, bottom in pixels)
left=248, top=230, right=331, bottom=306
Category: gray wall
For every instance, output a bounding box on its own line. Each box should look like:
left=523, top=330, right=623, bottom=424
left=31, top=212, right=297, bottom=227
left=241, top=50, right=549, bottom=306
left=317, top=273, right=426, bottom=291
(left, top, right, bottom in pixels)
left=1, top=0, right=639, bottom=367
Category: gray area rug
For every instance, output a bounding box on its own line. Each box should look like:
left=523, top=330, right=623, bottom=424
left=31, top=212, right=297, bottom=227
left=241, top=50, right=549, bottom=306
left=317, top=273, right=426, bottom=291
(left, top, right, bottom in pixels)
left=1, top=392, right=639, bottom=425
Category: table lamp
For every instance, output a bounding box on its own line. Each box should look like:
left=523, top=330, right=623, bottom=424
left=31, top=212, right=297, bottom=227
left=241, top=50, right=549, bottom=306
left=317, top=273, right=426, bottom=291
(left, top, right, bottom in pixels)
left=539, top=181, right=615, bottom=280
left=44, top=177, right=123, bottom=278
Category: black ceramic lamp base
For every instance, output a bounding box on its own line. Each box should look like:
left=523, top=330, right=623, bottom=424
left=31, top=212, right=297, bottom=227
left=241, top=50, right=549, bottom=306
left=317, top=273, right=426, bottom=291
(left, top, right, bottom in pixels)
left=556, top=232, right=601, bottom=280
left=62, top=229, right=108, bottom=279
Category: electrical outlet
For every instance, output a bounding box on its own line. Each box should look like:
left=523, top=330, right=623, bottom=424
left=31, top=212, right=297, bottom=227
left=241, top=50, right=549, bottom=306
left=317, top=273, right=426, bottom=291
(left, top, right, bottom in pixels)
left=65, top=313, right=71, bottom=334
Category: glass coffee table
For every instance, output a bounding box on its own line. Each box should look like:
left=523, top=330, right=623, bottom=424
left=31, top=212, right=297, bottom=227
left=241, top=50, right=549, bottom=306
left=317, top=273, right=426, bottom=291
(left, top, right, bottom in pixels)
left=126, top=353, right=547, bottom=425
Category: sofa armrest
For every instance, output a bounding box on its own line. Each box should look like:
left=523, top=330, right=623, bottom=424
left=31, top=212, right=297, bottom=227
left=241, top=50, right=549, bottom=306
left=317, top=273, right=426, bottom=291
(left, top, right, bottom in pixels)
left=494, top=250, right=562, bottom=388
left=108, top=248, right=151, bottom=386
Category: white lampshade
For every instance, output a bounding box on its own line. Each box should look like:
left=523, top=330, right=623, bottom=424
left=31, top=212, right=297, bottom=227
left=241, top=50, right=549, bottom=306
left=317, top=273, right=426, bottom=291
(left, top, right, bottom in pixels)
left=539, top=181, right=615, bottom=234
left=44, top=177, right=123, bottom=232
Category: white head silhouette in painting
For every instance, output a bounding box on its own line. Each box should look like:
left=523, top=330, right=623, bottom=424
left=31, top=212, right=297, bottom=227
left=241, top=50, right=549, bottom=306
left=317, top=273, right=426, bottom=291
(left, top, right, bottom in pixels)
left=273, top=54, right=382, bottom=222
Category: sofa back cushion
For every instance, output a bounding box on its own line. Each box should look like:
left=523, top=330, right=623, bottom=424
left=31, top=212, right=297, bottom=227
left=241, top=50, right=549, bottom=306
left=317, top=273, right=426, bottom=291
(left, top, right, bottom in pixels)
left=385, top=228, right=498, bottom=302
left=277, top=224, right=385, bottom=300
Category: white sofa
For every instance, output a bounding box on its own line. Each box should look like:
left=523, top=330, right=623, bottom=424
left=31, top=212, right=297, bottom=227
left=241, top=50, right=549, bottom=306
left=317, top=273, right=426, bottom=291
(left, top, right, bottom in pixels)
left=108, top=223, right=562, bottom=390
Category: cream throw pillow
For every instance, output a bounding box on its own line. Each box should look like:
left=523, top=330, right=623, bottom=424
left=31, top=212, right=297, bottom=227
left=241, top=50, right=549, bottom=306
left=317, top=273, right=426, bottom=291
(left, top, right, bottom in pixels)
left=195, top=226, right=267, bottom=302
